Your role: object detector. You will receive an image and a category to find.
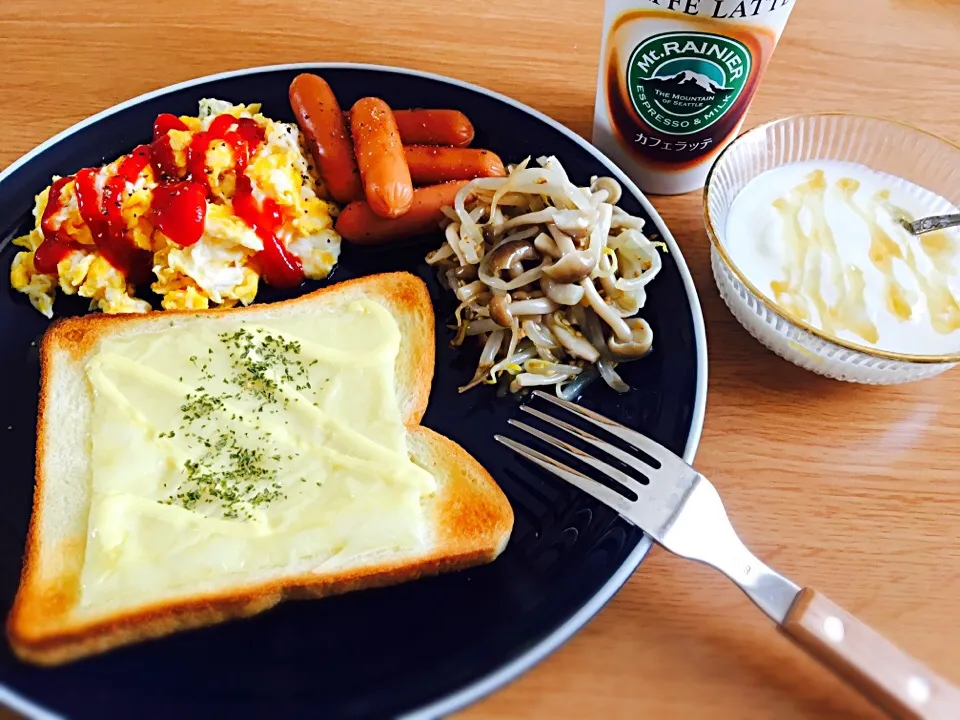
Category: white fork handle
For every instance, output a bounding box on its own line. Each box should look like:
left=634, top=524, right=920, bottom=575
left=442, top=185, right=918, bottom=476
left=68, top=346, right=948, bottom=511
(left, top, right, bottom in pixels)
left=781, top=589, right=960, bottom=720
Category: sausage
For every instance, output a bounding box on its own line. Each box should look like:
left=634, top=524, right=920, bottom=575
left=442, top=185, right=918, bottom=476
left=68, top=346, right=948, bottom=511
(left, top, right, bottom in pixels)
left=349, top=98, right=414, bottom=219
left=336, top=180, right=469, bottom=245
left=289, top=74, right=363, bottom=204
left=393, top=109, right=475, bottom=147
left=404, top=146, right=505, bottom=186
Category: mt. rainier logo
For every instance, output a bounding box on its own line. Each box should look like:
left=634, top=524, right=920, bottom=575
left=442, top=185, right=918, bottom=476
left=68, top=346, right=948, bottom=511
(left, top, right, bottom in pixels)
left=627, top=31, right=752, bottom=136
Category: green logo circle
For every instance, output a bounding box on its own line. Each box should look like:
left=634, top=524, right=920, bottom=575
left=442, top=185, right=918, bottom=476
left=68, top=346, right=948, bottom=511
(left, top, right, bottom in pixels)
left=627, top=31, right=752, bottom=136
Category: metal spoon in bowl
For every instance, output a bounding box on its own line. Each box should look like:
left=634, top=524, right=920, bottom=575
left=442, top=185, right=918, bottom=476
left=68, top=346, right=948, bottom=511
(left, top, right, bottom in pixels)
left=898, top=213, right=960, bottom=235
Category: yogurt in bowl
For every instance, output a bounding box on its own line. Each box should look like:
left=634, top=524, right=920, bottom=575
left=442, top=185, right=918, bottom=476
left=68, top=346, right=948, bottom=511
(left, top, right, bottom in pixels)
left=725, top=160, right=960, bottom=355
left=705, top=114, right=960, bottom=383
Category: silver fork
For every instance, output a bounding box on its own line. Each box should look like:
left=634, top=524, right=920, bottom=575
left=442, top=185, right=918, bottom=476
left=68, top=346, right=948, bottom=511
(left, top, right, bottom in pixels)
left=496, top=391, right=960, bottom=720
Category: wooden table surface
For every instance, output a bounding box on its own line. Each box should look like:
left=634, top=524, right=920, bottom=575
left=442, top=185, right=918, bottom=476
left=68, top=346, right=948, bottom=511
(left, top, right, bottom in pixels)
left=2, top=0, right=960, bottom=718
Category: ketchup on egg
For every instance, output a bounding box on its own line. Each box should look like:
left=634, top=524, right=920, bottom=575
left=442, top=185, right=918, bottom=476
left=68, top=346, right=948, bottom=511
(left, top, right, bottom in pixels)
left=36, top=147, right=153, bottom=283
left=150, top=113, right=186, bottom=178
left=233, top=177, right=304, bottom=289
left=34, top=177, right=82, bottom=274
left=34, top=110, right=306, bottom=289
left=151, top=182, right=207, bottom=247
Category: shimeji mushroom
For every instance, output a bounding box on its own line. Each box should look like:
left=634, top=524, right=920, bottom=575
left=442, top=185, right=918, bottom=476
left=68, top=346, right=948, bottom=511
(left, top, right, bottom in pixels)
left=423, top=156, right=663, bottom=395
left=487, top=240, right=537, bottom=276
left=607, top=318, right=653, bottom=360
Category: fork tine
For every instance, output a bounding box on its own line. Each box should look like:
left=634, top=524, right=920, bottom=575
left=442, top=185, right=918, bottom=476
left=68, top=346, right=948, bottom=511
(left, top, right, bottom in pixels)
left=494, top=435, right=637, bottom=517
left=507, top=419, right=647, bottom=497
left=531, top=390, right=682, bottom=472
left=520, top=405, right=656, bottom=477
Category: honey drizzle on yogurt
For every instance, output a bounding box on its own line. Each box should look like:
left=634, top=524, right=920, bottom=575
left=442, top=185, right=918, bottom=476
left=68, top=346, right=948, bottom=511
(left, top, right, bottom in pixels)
left=770, top=170, right=878, bottom=344
left=858, top=186, right=960, bottom=336
left=837, top=180, right=915, bottom=323
left=879, top=192, right=960, bottom=335
left=769, top=169, right=960, bottom=344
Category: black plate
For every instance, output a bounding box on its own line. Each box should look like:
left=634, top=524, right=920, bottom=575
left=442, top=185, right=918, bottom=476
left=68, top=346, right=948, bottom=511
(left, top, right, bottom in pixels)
left=0, top=64, right=707, bottom=719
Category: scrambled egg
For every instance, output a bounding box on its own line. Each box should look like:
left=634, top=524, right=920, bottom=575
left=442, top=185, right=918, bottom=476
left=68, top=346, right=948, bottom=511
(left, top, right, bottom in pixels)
left=11, top=99, right=340, bottom=317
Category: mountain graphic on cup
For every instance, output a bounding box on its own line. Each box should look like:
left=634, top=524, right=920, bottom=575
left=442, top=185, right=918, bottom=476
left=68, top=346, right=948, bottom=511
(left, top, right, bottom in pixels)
left=638, top=68, right=735, bottom=99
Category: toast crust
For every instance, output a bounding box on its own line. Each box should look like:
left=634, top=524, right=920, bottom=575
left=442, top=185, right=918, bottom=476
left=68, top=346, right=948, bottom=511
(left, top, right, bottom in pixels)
left=7, top=272, right=512, bottom=666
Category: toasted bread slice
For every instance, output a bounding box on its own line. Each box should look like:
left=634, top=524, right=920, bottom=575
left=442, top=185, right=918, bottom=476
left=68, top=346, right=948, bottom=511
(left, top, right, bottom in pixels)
left=7, top=272, right=513, bottom=666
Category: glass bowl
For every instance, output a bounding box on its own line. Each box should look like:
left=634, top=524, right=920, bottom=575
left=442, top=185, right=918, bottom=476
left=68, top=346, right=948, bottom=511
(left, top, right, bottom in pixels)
left=704, top=113, right=960, bottom=384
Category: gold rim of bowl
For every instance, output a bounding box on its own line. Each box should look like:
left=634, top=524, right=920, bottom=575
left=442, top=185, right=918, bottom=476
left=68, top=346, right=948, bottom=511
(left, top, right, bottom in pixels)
left=703, top=111, right=960, bottom=365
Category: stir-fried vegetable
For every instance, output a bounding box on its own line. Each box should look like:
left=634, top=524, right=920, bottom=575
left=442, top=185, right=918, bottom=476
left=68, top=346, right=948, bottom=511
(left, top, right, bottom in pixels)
left=426, top=156, right=662, bottom=396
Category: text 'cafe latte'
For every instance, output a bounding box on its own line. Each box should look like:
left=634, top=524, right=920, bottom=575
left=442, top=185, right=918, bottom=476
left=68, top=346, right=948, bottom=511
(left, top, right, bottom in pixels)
left=593, top=0, right=797, bottom=195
